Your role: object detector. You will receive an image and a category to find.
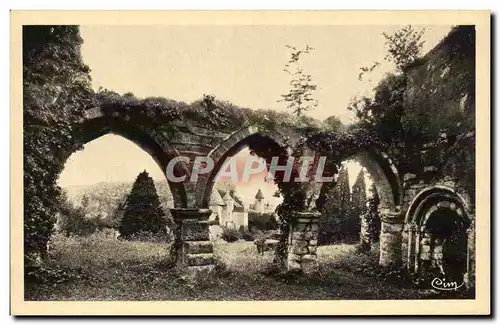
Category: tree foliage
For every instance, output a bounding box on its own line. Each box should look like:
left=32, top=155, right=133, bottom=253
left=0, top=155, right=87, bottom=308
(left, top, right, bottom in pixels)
left=365, top=182, right=381, bottom=243
left=382, top=26, right=426, bottom=72
left=351, top=168, right=367, bottom=218
left=119, top=171, right=167, bottom=238
left=279, top=45, right=318, bottom=117
left=57, top=192, right=98, bottom=237
left=23, top=26, right=95, bottom=258
left=350, top=26, right=475, bottom=194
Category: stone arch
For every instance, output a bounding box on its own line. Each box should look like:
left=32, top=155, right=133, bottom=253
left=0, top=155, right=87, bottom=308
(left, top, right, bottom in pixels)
left=404, top=186, right=472, bottom=278
left=405, top=185, right=471, bottom=225
left=64, top=107, right=188, bottom=208
left=195, top=125, right=289, bottom=208
left=351, top=150, right=403, bottom=214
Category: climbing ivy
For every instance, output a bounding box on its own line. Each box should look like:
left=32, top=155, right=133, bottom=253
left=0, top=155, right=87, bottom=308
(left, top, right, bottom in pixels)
left=24, top=26, right=95, bottom=263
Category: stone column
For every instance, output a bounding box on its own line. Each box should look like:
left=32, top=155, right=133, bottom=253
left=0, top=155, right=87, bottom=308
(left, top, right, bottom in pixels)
left=170, top=208, right=214, bottom=271
left=359, top=213, right=371, bottom=252
left=404, top=223, right=417, bottom=272
left=379, top=210, right=404, bottom=268
left=465, top=219, right=475, bottom=289
left=287, top=211, right=321, bottom=274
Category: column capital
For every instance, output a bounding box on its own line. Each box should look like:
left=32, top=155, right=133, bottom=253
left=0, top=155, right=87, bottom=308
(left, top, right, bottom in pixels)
left=380, top=209, right=404, bottom=224
left=291, top=210, right=322, bottom=224
left=170, top=208, right=212, bottom=222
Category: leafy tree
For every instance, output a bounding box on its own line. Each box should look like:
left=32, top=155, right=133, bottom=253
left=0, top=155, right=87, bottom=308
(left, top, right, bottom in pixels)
left=248, top=212, right=278, bottom=231
left=358, top=25, right=425, bottom=81
left=322, top=116, right=344, bottom=131
left=382, top=25, right=426, bottom=72
left=57, top=192, right=97, bottom=237
left=350, top=25, right=429, bottom=175
left=119, top=171, right=167, bottom=238
left=80, top=194, right=90, bottom=210
left=279, top=45, right=318, bottom=117
left=23, top=26, right=95, bottom=258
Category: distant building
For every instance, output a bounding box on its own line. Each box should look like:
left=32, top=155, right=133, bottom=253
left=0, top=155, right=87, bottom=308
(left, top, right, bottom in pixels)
left=248, top=189, right=275, bottom=214
left=209, top=189, right=248, bottom=232
left=249, top=189, right=265, bottom=213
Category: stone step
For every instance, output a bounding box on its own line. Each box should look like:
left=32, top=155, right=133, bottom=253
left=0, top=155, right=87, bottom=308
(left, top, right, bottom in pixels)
left=186, top=253, right=214, bottom=266
left=185, top=241, right=213, bottom=254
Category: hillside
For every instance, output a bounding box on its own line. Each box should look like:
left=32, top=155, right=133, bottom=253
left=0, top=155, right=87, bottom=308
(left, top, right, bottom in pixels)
left=63, top=180, right=175, bottom=222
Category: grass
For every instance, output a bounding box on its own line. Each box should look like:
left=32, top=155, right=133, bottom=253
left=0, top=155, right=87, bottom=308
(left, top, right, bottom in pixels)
left=25, top=232, right=471, bottom=301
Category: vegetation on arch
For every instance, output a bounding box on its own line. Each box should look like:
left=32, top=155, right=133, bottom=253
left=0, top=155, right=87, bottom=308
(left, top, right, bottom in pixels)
left=350, top=26, right=475, bottom=186
left=24, top=25, right=95, bottom=258
left=96, top=90, right=325, bottom=134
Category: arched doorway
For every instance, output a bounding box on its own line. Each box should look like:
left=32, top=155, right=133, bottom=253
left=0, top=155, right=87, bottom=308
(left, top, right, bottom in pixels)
left=405, top=186, right=471, bottom=282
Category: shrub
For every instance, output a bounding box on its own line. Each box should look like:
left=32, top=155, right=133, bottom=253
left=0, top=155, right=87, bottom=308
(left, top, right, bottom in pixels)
left=119, top=171, right=167, bottom=238
left=126, top=230, right=173, bottom=243
left=221, top=227, right=241, bottom=243
left=57, top=198, right=98, bottom=237
left=248, top=212, right=278, bottom=231
left=240, top=229, right=254, bottom=241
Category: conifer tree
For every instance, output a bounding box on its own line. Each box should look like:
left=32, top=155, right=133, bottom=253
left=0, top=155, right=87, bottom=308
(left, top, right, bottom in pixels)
left=366, top=182, right=381, bottom=242
left=337, top=166, right=351, bottom=219
left=119, top=171, right=166, bottom=238
left=349, top=169, right=367, bottom=241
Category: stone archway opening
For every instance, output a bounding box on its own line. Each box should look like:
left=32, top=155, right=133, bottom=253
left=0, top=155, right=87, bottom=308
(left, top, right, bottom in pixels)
left=202, top=130, right=289, bottom=240
left=197, top=127, right=290, bottom=210
left=71, top=115, right=188, bottom=208
left=315, top=149, right=403, bottom=267
left=57, top=133, right=177, bottom=239
left=405, top=187, right=471, bottom=282
left=172, top=127, right=291, bottom=271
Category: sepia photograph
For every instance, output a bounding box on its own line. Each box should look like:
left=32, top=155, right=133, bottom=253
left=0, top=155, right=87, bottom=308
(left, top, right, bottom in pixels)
left=10, top=10, right=490, bottom=315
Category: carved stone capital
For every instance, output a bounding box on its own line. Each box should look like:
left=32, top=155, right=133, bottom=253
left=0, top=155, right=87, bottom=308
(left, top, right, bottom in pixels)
left=170, top=208, right=212, bottom=223
left=379, top=209, right=404, bottom=224
left=291, top=210, right=322, bottom=225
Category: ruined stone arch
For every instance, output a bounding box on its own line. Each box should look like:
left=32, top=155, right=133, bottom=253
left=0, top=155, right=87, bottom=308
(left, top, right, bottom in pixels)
left=349, top=150, right=403, bottom=214
left=404, top=185, right=472, bottom=277
left=195, top=125, right=289, bottom=208
left=65, top=106, right=188, bottom=208
left=405, top=185, right=471, bottom=226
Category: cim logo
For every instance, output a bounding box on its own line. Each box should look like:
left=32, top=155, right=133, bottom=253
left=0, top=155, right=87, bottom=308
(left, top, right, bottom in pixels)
left=431, top=277, right=465, bottom=291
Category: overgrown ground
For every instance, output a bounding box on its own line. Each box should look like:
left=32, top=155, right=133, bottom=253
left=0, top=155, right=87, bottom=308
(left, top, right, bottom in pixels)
left=25, top=233, right=471, bottom=301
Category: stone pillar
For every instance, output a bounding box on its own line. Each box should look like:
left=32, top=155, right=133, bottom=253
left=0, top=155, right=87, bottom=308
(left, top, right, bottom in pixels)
left=287, top=211, right=321, bottom=274
left=170, top=208, right=214, bottom=271
left=379, top=211, right=404, bottom=268
left=465, top=219, right=475, bottom=289
left=359, top=213, right=371, bottom=252
left=405, top=223, right=417, bottom=272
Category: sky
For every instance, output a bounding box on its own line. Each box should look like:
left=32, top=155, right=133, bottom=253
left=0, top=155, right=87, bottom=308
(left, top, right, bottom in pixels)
left=58, top=24, right=452, bottom=205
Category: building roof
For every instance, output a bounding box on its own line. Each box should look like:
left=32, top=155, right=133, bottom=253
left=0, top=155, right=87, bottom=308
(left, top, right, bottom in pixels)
left=223, top=191, right=233, bottom=201
left=233, top=199, right=246, bottom=212
left=234, top=205, right=246, bottom=212
left=255, top=189, right=265, bottom=199
left=210, top=190, right=226, bottom=206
